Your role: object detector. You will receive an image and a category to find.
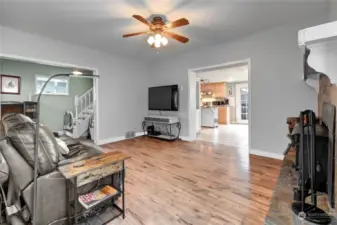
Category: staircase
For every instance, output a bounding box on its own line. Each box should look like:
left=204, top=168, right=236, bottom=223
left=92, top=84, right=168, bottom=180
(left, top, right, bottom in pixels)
left=64, top=88, right=94, bottom=139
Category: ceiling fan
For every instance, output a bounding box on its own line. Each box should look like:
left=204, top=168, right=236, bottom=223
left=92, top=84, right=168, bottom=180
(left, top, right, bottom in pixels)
left=123, top=15, right=190, bottom=48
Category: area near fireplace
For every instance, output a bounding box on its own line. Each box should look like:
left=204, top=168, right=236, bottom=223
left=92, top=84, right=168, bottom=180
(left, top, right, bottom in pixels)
left=266, top=21, right=337, bottom=224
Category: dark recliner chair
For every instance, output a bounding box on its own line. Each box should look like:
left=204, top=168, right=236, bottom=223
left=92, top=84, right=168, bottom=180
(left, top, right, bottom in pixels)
left=0, top=113, right=107, bottom=225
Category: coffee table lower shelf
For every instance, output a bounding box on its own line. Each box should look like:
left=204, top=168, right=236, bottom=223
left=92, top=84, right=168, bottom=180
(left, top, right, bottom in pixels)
left=63, top=163, right=126, bottom=225
left=68, top=188, right=123, bottom=224
left=75, top=202, right=124, bottom=225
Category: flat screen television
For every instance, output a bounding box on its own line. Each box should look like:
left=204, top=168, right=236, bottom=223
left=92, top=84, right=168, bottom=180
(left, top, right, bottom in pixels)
left=148, top=85, right=179, bottom=111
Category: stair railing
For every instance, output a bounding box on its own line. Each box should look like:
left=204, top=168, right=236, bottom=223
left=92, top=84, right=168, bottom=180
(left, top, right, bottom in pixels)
left=75, top=87, right=93, bottom=121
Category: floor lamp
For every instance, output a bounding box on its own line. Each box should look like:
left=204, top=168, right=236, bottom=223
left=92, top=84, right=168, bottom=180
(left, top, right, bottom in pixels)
left=32, top=71, right=99, bottom=224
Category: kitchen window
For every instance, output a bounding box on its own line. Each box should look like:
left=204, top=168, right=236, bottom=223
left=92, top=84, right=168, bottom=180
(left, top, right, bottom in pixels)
left=35, top=75, right=69, bottom=95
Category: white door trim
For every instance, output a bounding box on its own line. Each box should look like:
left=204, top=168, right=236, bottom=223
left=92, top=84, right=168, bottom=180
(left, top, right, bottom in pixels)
left=235, top=83, right=249, bottom=124
left=188, top=58, right=252, bottom=150
left=0, top=53, right=100, bottom=144
left=195, top=77, right=201, bottom=134
left=188, top=71, right=197, bottom=141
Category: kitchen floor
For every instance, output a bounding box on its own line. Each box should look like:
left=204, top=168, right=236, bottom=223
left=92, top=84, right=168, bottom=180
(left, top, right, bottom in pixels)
left=198, top=124, right=248, bottom=148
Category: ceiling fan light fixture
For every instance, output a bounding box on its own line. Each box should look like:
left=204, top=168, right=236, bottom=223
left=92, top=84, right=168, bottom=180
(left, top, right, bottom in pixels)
left=161, top=36, right=168, bottom=46
left=155, top=33, right=162, bottom=41
left=154, top=39, right=161, bottom=48
left=147, top=36, right=155, bottom=45
left=123, top=15, right=190, bottom=47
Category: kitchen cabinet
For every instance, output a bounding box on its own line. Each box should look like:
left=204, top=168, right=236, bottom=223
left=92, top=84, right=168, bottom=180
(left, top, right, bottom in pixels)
left=215, top=82, right=226, bottom=97
left=218, top=106, right=230, bottom=124
left=201, top=82, right=227, bottom=98
left=201, top=84, right=207, bottom=92
left=201, top=83, right=213, bottom=93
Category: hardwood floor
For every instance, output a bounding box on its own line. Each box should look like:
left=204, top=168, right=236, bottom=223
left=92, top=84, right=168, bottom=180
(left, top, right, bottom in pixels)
left=102, top=137, right=282, bottom=225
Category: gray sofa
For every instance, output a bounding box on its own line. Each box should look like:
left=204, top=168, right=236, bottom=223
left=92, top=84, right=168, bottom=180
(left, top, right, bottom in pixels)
left=0, top=113, right=108, bottom=225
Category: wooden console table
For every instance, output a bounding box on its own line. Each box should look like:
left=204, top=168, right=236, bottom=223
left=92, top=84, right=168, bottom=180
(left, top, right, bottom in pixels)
left=142, top=120, right=181, bottom=141
left=58, top=151, right=131, bottom=224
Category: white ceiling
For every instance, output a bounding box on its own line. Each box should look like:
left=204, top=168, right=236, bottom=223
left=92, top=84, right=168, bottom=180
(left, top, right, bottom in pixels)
left=0, top=0, right=328, bottom=60
left=196, top=64, right=248, bottom=83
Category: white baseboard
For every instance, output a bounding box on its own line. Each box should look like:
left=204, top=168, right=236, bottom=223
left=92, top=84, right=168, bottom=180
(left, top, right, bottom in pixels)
left=136, top=132, right=145, bottom=137
left=97, top=136, right=125, bottom=145
left=249, top=149, right=284, bottom=160
left=180, top=136, right=196, bottom=142
left=98, top=132, right=145, bottom=145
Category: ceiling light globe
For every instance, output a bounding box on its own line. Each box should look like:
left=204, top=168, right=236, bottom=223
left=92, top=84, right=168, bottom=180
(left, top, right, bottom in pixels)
left=161, top=37, right=168, bottom=46
left=147, top=36, right=155, bottom=45
left=155, top=34, right=162, bottom=40
left=155, top=39, right=161, bottom=48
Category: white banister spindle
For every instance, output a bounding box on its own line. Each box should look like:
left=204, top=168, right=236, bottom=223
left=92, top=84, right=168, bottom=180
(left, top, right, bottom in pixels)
left=85, top=95, right=87, bottom=110
left=74, top=87, right=93, bottom=120
left=74, top=95, right=78, bottom=120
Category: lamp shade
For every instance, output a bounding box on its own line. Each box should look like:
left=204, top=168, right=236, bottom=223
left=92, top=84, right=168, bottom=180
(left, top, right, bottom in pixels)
left=155, top=34, right=162, bottom=40
left=161, top=37, right=168, bottom=46
left=147, top=36, right=155, bottom=45
left=155, top=39, right=161, bottom=48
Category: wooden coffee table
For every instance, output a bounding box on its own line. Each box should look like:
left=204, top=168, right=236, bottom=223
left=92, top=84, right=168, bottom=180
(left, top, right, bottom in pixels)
left=58, top=151, right=131, bottom=224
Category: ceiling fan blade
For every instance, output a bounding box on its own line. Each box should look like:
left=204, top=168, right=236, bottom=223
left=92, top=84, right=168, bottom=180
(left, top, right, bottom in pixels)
left=123, top=31, right=148, bottom=38
left=164, top=31, right=189, bottom=43
left=132, top=15, right=153, bottom=27
left=164, top=18, right=189, bottom=29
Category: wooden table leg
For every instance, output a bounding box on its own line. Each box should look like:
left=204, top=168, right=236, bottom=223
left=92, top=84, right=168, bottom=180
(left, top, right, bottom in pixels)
left=74, top=177, right=78, bottom=225
left=66, top=180, right=70, bottom=225
left=122, top=161, right=125, bottom=219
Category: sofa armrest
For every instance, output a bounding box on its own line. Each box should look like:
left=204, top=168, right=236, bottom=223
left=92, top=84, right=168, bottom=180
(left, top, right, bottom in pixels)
left=22, top=171, right=67, bottom=225
left=58, top=145, right=102, bottom=166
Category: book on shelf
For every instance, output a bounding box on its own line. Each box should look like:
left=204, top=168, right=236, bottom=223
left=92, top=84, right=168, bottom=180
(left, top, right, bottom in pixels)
left=78, top=185, right=118, bottom=209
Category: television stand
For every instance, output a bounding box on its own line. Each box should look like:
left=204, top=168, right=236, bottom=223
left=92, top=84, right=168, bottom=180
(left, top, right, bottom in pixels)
left=142, top=118, right=181, bottom=141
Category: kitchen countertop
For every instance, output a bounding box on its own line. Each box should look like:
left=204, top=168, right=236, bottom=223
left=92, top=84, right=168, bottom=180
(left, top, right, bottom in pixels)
left=201, top=105, right=229, bottom=108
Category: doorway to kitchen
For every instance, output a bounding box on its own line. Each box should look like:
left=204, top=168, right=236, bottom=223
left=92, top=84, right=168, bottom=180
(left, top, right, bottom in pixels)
left=189, top=60, right=250, bottom=149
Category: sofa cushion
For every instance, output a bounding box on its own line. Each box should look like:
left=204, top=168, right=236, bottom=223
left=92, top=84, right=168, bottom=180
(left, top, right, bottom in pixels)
left=0, top=139, right=33, bottom=190
left=2, top=113, right=33, bottom=124
left=55, top=137, right=69, bottom=155
left=3, top=114, right=59, bottom=175
left=58, top=134, right=79, bottom=146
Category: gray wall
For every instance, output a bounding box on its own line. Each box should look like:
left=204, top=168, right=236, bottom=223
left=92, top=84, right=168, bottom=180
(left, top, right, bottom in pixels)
left=329, top=1, right=337, bottom=21
left=0, top=58, right=93, bottom=131
left=0, top=7, right=328, bottom=149
left=149, top=12, right=327, bottom=155
left=0, top=25, right=149, bottom=143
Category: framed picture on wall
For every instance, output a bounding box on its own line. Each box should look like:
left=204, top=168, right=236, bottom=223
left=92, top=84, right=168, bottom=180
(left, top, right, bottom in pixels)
left=1, top=75, right=21, bottom=94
